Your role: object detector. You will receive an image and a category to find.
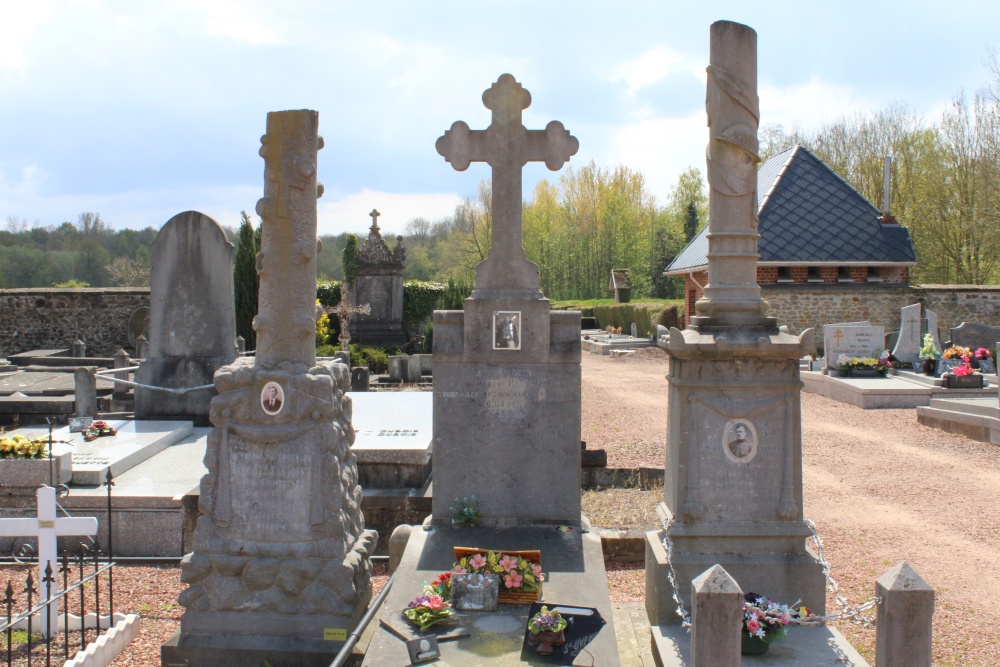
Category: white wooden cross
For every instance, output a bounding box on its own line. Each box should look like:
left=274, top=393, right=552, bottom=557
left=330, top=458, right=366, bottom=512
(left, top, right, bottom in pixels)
left=0, top=486, right=98, bottom=637
left=436, top=74, right=578, bottom=297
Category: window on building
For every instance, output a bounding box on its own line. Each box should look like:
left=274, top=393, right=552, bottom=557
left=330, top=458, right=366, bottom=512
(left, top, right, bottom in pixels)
left=807, top=266, right=823, bottom=282
left=837, top=266, right=854, bottom=282
left=867, top=266, right=884, bottom=282
left=776, top=266, right=793, bottom=283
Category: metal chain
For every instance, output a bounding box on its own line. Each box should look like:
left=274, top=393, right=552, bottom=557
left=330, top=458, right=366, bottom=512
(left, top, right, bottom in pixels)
left=660, top=516, right=880, bottom=630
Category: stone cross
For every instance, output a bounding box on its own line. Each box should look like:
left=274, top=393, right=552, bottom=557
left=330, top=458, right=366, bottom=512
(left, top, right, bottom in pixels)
left=369, top=208, right=380, bottom=233
left=326, top=282, right=371, bottom=350
left=436, top=74, right=578, bottom=297
left=0, top=486, right=98, bottom=637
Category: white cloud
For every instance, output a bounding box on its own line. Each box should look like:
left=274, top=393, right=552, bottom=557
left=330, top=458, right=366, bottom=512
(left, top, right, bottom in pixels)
left=607, top=111, right=706, bottom=198
left=173, top=0, right=280, bottom=45
left=609, top=45, right=703, bottom=93
left=760, top=77, right=878, bottom=129
left=319, top=189, right=462, bottom=237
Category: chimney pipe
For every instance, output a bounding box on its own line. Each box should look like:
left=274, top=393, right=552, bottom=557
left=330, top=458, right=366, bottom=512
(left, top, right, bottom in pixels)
left=882, top=154, right=892, bottom=216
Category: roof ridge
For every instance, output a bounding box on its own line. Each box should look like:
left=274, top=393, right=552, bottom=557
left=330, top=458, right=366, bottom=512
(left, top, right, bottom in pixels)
left=758, top=144, right=800, bottom=213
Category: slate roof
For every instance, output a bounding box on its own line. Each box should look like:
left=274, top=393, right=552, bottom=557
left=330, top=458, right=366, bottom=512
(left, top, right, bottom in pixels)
left=665, top=145, right=918, bottom=274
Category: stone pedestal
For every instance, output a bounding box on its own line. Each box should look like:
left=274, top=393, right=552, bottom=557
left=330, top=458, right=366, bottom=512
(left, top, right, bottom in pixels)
left=432, top=299, right=581, bottom=526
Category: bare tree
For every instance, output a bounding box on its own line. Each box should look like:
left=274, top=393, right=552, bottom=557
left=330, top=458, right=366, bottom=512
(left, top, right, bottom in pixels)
left=106, top=256, right=151, bottom=286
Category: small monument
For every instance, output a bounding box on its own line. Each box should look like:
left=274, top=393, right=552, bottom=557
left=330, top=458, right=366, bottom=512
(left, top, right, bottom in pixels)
left=162, top=110, right=376, bottom=666
left=348, top=209, right=407, bottom=346
left=432, top=73, right=581, bottom=525
left=646, top=21, right=826, bottom=633
left=892, top=302, right=941, bottom=364
left=327, top=282, right=371, bottom=351
left=135, top=211, right=238, bottom=424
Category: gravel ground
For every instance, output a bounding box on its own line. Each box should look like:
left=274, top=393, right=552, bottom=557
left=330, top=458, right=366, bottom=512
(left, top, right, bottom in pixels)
left=10, top=348, right=992, bottom=665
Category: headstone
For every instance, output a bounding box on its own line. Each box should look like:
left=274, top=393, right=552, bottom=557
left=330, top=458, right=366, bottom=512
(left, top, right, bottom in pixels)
left=71, top=339, right=86, bottom=358
left=134, top=211, right=238, bottom=425
left=0, top=486, right=98, bottom=637
left=135, top=335, right=148, bottom=360
left=893, top=303, right=941, bottom=364
left=822, top=324, right=885, bottom=369
left=630, top=322, right=638, bottom=338
left=348, top=209, right=408, bottom=347
left=403, top=356, right=422, bottom=383
left=949, top=322, right=1000, bottom=354
left=74, top=366, right=96, bottom=418
left=163, top=110, right=377, bottom=667
left=351, top=366, right=370, bottom=392
left=647, top=21, right=826, bottom=631
left=432, top=73, right=581, bottom=525
left=388, top=355, right=405, bottom=381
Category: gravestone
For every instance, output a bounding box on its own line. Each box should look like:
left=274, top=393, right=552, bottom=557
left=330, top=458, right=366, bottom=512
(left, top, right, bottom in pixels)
left=135, top=211, right=237, bottom=425
left=949, top=322, right=1000, bottom=354
left=162, top=110, right=376, bottom=667
left=348, top=209, right=408, bottom=346
left=822, top=324, right=885, bottom=369
left=432, top=73, right=581, bottom=525
left=350, top=366, right=370, bottom=392
left=646, top=21, right=826, bottom=636
left=892, top=303, right=940, bottom=364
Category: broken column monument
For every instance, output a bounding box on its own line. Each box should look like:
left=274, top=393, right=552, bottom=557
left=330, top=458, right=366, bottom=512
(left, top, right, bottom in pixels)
left=645, top=20, right=825, bottom=630
left=162, top=110, right=377, bottom=667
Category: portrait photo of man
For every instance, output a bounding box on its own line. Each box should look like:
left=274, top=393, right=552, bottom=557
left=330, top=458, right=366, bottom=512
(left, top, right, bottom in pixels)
left=493, top=311, right=521, bottom=350
left=261, top=382, right=284, bottom=415
left=723, top=419, right=757, bottom=462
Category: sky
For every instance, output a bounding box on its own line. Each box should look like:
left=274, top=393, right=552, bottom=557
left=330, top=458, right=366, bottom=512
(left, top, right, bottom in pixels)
left=1, top=1, right=998, bottom=237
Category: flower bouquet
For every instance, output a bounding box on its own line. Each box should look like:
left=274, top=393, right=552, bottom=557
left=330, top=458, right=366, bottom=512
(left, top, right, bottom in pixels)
left=943, top=355, right=984, bottom=388
left=942, top=345, right=972, bottom=360
left=526, top=606, right=568, bottom=656
left=404, top=593, right=455, bottom=630
left=423, top=571, right=452, bottom=601
left=0, top=434, right=48, bottom=459
left=835, top=350, right=891, bottom=377
left=453, top=548, right=544, bottom=604
left=741, top=592, right=794, bottom=654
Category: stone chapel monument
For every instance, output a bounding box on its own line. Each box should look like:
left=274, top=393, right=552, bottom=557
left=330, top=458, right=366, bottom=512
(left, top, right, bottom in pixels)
left=645, top=21, right=826, bottom=625
left=348, top=209, right=407, bottom=347
left=162, top=110, right=376, bottom=667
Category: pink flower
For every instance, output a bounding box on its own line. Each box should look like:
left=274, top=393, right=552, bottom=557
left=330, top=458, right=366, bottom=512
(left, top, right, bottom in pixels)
left=469, top=553, right=487, bottom=570
left=504, top=571, right=523, bottom=588
left=423, top=594, right=447, bottom=611
left=531, top=564, right=543, bottom=580
left=499, top=554, right=519, bottom=572
left=452, top=565, right=467, bottom=574
left=746, top=618, right=760, bottom=633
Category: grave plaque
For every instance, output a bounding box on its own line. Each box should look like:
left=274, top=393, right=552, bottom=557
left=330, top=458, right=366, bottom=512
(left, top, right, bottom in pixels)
left=823, top=324, right=885, bottom=369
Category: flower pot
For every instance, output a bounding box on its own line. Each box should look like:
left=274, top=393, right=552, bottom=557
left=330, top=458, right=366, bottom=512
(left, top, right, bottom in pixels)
left=528, top=629, right=566, bottom=656
left=944, top=374, right=984, bottom=389
left=922, top=358, right=937, bottom=376
left=741, top=633, right=769, bottom=655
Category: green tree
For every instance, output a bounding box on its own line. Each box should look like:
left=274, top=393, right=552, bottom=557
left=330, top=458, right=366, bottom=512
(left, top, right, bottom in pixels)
left=234, top=211, right=260, bottom=349
left=342, top=234, right=359, bottom=286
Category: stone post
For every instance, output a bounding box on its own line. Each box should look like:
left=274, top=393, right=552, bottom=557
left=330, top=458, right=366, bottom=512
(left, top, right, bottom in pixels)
left=236, top=336, right=245, bottom=355
left=74, top=367, right=97, bottom=418
left=71, top=339, right=86, bottom=358
left=113, top=348, right=130, bottom=401
left=690, top=565, right=742, bottom=667
left=136, top=335, right=148, bottom=359
left=875, top=561, right=934, bottom=667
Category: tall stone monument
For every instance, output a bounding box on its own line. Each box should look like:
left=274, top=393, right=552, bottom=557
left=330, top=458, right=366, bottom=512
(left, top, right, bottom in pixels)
left=645, top=22, right=825, bottom=626
left=162, top=110, right=377, bottom=667
left=432, top=74, right=582, bottom=525
left=348, top=209, right=407, bottom=346
left=135, top=211, right=237, bottom=424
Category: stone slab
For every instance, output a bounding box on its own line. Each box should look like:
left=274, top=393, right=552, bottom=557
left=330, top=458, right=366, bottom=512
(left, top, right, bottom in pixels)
left=801, top=370, right=996, bottom=409
left=581, top=336, right=655, bottom=356
left=363, top=522, right=620, bottom=666
left=651, top=624, right=869, bottom=666
left=13, top=419, right=194, bottom=485
left=917, top=400, right=1000, bottom=446
left=351, top=391, right=432, bottom=488
left=0, top=395, right=76, bottom=414
left=0, top=371, right=113, bottom=397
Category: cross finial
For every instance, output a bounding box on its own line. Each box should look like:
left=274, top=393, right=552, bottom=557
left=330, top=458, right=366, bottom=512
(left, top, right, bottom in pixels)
left=369, top=209, right=380, bottom=233
left=323, top=283, right=372, bottom=351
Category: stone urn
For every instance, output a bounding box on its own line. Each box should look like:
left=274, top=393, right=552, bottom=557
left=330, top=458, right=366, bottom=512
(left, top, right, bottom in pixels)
left=528, top=629, right=566, bottom=656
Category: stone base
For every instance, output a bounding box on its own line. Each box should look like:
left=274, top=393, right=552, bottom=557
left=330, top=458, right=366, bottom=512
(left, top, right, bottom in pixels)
left=161, top=628, right=344, bottom=667
left=362, top=520, right=620, bottom=666
left=651, top=623, right=870, bottom=666
left=135, top=357, right=227, bottom=425
left=644, top=529, right=825, bottom=627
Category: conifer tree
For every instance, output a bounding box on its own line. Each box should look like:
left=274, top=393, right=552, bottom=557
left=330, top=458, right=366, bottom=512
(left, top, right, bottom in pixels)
left=234, top=211, right=260, bottom=350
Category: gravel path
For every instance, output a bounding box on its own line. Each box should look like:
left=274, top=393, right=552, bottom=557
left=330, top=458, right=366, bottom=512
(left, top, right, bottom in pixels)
left=14, top=347, right=989, bottom=665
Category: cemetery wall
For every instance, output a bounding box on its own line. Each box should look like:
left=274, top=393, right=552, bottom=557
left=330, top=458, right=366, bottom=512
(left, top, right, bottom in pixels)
left=764, top=284, right=1000, bottom=345
left=0, top=288, right=149, bottom=357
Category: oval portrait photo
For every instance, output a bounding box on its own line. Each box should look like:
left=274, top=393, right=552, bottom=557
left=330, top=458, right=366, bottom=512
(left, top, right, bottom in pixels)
left=722, top=419, right=758, bottom=463
left=260, top=381, right=284, bottom=416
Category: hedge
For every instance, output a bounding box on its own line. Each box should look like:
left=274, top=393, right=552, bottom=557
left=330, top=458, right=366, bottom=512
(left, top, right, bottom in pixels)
left=591, top=302, right=684, bottom=337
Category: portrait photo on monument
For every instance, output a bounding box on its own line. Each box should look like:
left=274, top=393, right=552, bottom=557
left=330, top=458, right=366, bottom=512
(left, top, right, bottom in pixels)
left=260, top=381, right=284, bottom=415
left=723, top=419, right=757, bottom=463
left=493, top=311, right=521, bottom=350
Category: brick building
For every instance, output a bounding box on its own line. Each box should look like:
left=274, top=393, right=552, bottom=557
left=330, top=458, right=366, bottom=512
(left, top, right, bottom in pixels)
left=665, top=145, right=917, bottom=326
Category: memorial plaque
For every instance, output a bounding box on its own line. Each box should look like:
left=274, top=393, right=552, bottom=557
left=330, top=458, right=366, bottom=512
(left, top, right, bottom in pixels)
left=452, top=573, right=500, bottom=611
left=229, top=436, right=313, bottom=541
left=823, top=324, right=884, bottom=368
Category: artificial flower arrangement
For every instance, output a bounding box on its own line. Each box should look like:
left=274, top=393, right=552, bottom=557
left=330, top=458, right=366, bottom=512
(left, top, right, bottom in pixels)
left=527, top=606, right=568, bottom=655
left=942, top=345, right=972, bottom=360
left=974, top=347, right=992, bottom=362
left=423, top=571, right=452, bottom=601
left=741, top=592, right=816, bottom=654
left=453, top=548, right=544, bottom=603
left=83, top=420, right=118, bottom=443
left=404, top=592, right=455, bottom=630
left=0, top=434, right=48, bottom=459
left=918, top=333, right=939, bottom=360
left=949, top=356, right=980, bottom=378
left=835, top=350, right=891, bottom=376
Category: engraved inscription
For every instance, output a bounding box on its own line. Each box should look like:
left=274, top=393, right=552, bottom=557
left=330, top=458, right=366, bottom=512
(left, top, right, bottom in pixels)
left=485, top=377, right=530, bottom=414
left=229, top=435, right=313, bottom=541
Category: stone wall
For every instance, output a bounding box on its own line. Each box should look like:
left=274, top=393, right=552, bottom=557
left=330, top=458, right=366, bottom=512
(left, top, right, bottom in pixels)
left=762, top=284, right=1000, bottom=349
left=0, top=288, right=150, bottom=357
